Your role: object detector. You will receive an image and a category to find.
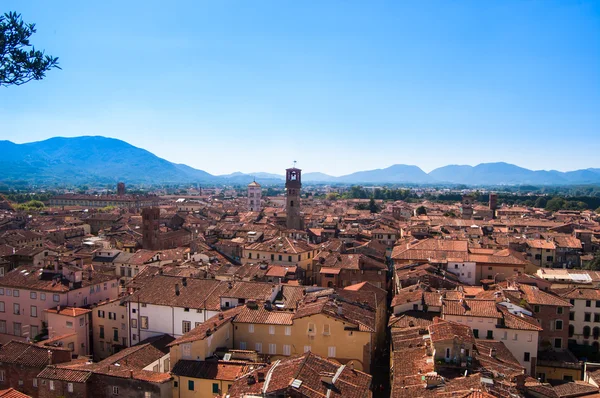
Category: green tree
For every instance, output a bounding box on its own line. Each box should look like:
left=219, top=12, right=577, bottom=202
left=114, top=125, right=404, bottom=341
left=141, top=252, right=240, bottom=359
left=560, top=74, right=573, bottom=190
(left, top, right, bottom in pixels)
left=368, top=198, right=379, bottom=213
left=534, top=196, right=548, bottom=208
left=546, top=197, right=565, bottom=212
left=325, top=193, right=339, bottom=201
left=416, top=206, right=427, bottom=215
left=1, top=12, right=60, bottom=87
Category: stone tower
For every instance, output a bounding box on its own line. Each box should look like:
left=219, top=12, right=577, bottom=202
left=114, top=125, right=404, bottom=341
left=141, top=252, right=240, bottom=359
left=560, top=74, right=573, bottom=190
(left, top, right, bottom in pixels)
left=141, top=207, right=160, bottom=250
left=117, top=182, right=126, bottom=196
left=248, top=180, right=262, bottom=212
left=285, top=167, right=303, bottom=230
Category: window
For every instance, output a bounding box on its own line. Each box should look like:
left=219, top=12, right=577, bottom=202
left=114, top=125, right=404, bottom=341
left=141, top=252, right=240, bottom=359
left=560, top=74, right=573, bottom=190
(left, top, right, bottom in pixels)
left=255, top=342, right=262, bottom=353
left=524, top=352, right=530, bottom=362
left=113, top=328, right=119, bottom=342
left=13, top=290, right=18, bottom=297
left=6, top=290, right=10, bottom=297
left=68, top=383, right=74, bottom=392
left=557, top=307, right=563, bottom=315
left=328, top=346, right=336, bottom=357
left=323, top=324, right=331, bottom=335
left=304, top=345, right=311, bottom=353
left=131, top=318, right=137, bottom=328
left=0, top=288, right=3, bottom=295
left=555, top=320, right=563, bottom=330
left=586, top=313, right=592, bottom=322
left=513, top=333, right=518, bottom=341
left=182, top=321, right=191, bottom=333
left=595, top=314, right=600, bottom=323
left=53, top=294, right=60, bottom=302
left=587, top=300, right=592, bottom=307
left=0, top=370, right=4, bottom=382
left=270, top=254, right=274, bottom=261
left=40, top=293, right=45, bottom=301
left=31, top=305, right=37, bottom=317
left=188, top=380, right=194, bottom=391
left=112, top=386, right=119, bottom=395
left=283, top=344, right=291, bottom=355
left=596, top=301, right=600, bottom=308
left=0, top=320, right=6, bottom=334
left=31, top=325, right=39, bottom=337
left=145, top=393, right=151, bottom=398
left=570, top=312, right=575, bottom=321
left=100, top=325, right=105, bottom=338
left=33, top=378, right=37, bottom=388
left=66, top=321, right=73, bottom=328
left=285, top=326, right=291, bottom=336
left=13, top=303, right=19, bottom=315
left=584, top=326, right=592, bottom=338
left=13, top=322, right=21, bottom=336
left=534, top=305, right=540, bottom=313
left=212, top=383, right=219, bottom=394
left=182, top=343, right=191, bottom=358
left=554, top=338, right=562, bottom=349
left=473, top=329, right=479, bottom=338
left=486, top=330, right=493, bottom=339
left=288, top=256, right=292, bottom=262
left=239, top=341, right=246, bottom=350
left=141, top=316, right=148, bottom=329
left=98, top=310, right=105, bottom=318
left=0, top=302, right=4, bottom=313
left=249, top=324, right=254, bottom=333
left=546, top=256, right=553, bottom=262
left=269, top=343, right=276, bottom=354
left=307, top=323, right=316, bottom=335
left=30, top=292, right=37, bottom=299
left=501, top=331, right=507, bottom=340
left=570, top=299, right=575, bottom=305
left=50, top=380, right=55, bottom=391
left=269, top=325, right=275, bottom=335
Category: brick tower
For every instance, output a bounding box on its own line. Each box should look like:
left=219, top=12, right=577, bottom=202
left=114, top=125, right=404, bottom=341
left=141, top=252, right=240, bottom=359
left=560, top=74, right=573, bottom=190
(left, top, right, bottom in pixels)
left=141, top=207, right=160, bottom=250
left=285, top=167, right=303, bottom=230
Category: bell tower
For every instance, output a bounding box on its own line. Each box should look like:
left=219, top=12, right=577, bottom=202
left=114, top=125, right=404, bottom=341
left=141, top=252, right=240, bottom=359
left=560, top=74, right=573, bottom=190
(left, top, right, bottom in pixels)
left=285, top=166, right=303, bottom=230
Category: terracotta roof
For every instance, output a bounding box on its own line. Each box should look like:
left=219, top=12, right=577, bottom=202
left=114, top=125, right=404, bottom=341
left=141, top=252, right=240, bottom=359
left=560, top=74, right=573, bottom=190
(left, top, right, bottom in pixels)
left=497, top=306, right=543, bottom=331
left=428, top=319, right=475, bottom=344
left=37, top=366, right=92, bottom=383
left=392, top=285, right=425, bottom=307
left=227, top=351, right=372, bottom=398
left=0, top=341, right=70, bottom=367
left=126, top=275, right=222, bottom=308
left=443, top=299, right=502, bottom=319
left=293, top=296, right=376, bottom=333
left=0, top=265, right=116, bottom=293
left=44, top=306, right=92, bottom=317
left=560, top=287, right=600, bottom=301
left=388, top=311, right=435, bottom=329
left=169, top=307, right=241, bottom=346
left=171, top=360, right=246, bottom=381
left=0, top=388, right=32, bottom=398
left=392, top=238, right=469, bottom=262
left=233, top=305, right=294, bottom=325
left=519, top=284, right=572, bottom=307
left=246, top=236, right=314, bottom=254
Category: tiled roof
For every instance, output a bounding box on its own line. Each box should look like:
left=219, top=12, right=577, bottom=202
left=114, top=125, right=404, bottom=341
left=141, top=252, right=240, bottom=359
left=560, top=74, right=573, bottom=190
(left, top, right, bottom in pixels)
left=94, top=334, right=174, bottom=369
left=171, top=360, right=245, bottom=381
left=388, top=311, right=435, bottom=329
left=316, top=253, right=387, bottom=271
left=169, top=307, right=242, bottom=346
left=0, top=388, right=32, bottom=398
left=0, top=265, right=116, bottom=292
left=246, top=236, right=314, bottom=253
left=392, top=285, right=425, bottom=307
left=227, top=351, right=372, bottom=398
left=497, top=306, right=543, bottom=331
left=443, top=299, right=502, bottom=318
left=37, top=366, right=92, bottom=382
left=519, top=284, right=571, bottom=307
left=552, top=381, right=598, bottom=397
left=233, top=305, right=294, bottom=325
left=44, top=306, right=92, bottom=317
left=392, top=238, right=469, bottom=261
left=428, top=319, right=475, bottom=344
left=293, top=295, right=376, bottom=333
left=560, top=287, right=600, bottom=300
left=0, top=341, right=70, bottom=367
left=126, top=275, right=222, bottom=308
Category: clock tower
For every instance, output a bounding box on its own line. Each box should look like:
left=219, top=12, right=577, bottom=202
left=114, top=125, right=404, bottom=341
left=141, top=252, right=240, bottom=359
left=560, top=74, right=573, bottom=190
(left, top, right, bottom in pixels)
left=285, top=167, right=303, bottom=230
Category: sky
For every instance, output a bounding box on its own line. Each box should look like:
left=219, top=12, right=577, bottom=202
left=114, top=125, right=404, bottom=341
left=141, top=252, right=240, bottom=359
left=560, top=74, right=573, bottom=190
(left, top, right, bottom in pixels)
left=1, top=0, right=599, bottom=176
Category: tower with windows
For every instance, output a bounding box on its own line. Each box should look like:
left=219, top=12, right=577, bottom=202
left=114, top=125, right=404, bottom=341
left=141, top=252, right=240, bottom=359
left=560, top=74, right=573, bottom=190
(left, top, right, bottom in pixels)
left=285, top=167, right=303, bottom=230
left=247, top=180, right=262, bottom=212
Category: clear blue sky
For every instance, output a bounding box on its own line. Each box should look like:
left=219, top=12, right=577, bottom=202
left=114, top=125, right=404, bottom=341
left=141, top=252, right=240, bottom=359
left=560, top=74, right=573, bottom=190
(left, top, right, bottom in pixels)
left=1, top=0, right=599, bottom=176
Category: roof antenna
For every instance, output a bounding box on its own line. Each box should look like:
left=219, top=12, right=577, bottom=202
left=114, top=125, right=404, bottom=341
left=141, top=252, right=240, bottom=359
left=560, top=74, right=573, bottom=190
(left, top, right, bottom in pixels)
left=293, top=160, right=297, bottom=168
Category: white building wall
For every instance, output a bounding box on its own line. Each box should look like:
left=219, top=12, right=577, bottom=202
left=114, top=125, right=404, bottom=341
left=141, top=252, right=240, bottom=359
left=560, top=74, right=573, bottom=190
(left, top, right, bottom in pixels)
left=447, top=262, right=477, bottom=285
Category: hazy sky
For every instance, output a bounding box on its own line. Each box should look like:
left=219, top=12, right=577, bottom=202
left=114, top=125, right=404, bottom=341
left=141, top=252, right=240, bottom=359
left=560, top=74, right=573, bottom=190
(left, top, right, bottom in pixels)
left=1, top=0, right=599, bottom=176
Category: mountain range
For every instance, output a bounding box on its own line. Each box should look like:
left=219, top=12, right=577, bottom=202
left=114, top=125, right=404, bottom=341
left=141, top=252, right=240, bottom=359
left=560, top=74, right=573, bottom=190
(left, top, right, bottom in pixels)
left=1, top=136, right=600, bottom=186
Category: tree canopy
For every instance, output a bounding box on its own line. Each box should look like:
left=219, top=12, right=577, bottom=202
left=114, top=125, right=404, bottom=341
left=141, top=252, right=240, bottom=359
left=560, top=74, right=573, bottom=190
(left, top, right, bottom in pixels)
left=1, top=11, right=60, bottom=87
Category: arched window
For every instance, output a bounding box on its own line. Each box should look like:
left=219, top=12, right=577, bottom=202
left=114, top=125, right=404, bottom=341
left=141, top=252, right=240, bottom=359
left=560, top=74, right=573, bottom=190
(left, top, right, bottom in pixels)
left=593, top=327, right=600, bottom=340
left=584, top=326, right=591, bottom=339
left=569, top=324, right=574, bottom=338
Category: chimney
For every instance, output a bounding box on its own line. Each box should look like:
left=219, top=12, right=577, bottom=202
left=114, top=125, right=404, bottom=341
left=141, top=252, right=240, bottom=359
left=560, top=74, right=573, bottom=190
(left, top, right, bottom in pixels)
left=57, top=305, right=61, bottom=313
left=490, top=348, right=497, bottom=358
left=320, top=372, right=335, bottom=385
left=264, top=301, right=272, bottom=311
left=130, top=370, right=134, bottom=379
left=48, top=350, right=53, bottom=365
left=175, top=284, right=180, bottom=296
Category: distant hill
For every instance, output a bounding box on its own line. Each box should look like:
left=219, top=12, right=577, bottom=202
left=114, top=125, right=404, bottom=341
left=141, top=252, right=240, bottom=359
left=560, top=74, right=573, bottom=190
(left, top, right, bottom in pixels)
left=336, top=164, right=433, bottom=184
left=1, top=136, right=599, bottom=186
left=0, top=136, right=216, bottom=184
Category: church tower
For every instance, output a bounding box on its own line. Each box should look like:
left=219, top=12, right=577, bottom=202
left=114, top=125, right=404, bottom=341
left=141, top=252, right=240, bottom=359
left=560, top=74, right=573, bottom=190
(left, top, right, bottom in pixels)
left=248, top=180, right=262, bottom=212
left=141, top=207, right=160, bottom=250
left=285, top=167, right=303, bottom=230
